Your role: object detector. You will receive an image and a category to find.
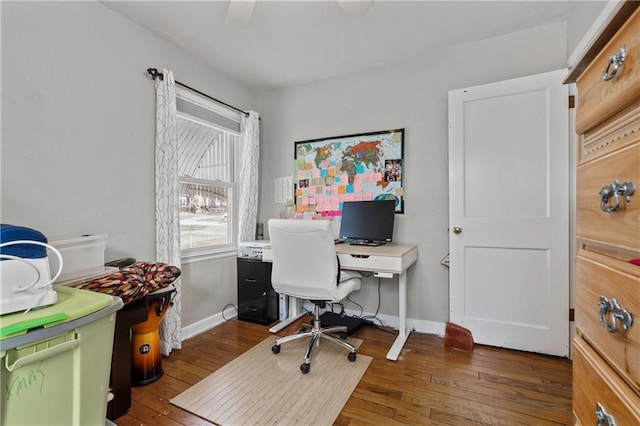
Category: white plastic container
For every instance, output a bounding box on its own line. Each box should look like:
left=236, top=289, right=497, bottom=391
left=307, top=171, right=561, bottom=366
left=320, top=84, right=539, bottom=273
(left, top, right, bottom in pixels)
left=48, top=234, right=116, bottom=285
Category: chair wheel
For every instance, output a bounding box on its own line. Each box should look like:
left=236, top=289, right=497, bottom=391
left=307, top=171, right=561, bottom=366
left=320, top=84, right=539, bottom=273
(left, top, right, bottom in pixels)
left=348, top=352, right=357, bottom=362
left=272, top=344, right=280, bottom=354
left=300, top=363, right=310, bottom=374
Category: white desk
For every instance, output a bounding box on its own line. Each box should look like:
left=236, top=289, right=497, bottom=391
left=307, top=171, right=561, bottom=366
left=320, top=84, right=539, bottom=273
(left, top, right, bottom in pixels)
left=262, top=242, right=418, bottom=361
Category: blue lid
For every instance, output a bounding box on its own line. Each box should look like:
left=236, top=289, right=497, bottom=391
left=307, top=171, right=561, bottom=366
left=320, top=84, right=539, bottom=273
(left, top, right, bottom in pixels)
left=0, top=224, right=48, bottom=260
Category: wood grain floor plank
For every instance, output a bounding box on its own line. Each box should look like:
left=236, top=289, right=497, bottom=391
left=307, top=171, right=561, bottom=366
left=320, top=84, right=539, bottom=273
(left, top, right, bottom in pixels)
left=114, top=317, right=573, bottom=425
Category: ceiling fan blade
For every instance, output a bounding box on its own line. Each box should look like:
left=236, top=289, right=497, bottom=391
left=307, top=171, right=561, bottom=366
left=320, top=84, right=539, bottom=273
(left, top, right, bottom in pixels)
left=225, top=0, right=256, bottom=27
left=337, top=0, right=374, bottom=18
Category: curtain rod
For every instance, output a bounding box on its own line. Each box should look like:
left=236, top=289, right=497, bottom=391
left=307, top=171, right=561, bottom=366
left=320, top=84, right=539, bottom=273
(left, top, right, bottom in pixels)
left=146, top=68, right=249, bottom=117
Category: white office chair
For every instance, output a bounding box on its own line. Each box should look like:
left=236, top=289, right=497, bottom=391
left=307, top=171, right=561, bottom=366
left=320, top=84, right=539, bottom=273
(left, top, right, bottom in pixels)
left=268, top=219, right=362, bottom=374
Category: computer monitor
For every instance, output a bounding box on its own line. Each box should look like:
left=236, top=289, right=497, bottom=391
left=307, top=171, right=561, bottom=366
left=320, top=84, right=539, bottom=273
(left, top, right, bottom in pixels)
left=339, top=200, right=396, bottom=246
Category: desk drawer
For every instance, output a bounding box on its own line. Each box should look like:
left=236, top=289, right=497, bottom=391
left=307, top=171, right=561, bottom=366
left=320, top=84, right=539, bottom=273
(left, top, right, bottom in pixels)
left=338, top=253, right=401, bottom=274
left=576, top=250, right=640, bottom=393
left=573, top=337, right=640, bottom=425
left=576, top=8, right=640, bottom=134
left=576, top=143, right=639, bottom=252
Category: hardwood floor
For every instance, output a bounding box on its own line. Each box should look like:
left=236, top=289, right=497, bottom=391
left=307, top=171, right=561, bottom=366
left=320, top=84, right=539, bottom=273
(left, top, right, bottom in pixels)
left=114, top=315, right=573, bottom=425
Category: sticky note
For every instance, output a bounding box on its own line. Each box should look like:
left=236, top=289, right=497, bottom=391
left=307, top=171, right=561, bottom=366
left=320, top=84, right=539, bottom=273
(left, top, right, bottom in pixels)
left=338, top=186, right=346, bottom=194
left=375, top=172, right=383, bottom=182
left=327, top=168, right=335, bottom=177
left=305, top=162, right=313, bottom=170
left=320, top=169, right=328, bottom=178
left=312, top=169, right=320, bottom=178
left=356, top=164, right=366, bottom=174
left=308, top=186, right=316, bottom=195
left=296, top=188, right=303, bottom=196
left=346, top=184, right=354, bottom=193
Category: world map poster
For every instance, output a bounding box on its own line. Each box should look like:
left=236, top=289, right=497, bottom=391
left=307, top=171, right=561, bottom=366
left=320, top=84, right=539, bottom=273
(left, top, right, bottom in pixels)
left=293, top=128, right=404, bottom=215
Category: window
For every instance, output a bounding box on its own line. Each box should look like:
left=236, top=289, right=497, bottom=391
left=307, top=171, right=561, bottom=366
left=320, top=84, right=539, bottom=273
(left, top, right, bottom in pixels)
left=176, top=88, right=240, bottom=258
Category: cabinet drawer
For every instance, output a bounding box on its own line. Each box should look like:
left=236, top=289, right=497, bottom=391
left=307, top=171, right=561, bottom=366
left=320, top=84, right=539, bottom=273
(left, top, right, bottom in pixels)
left=573, top=337, right=640, bottom=425
left=576, top=143, right=640, bottom=251
left=576, top=249, right=640, bottom=393
left=237, top=258, right=267, bottom=285
left=576, top=8, right=640, bottom=134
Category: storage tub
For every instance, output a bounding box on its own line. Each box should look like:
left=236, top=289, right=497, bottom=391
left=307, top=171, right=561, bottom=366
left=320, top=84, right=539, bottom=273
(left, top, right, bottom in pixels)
left=0, top=285, right=123, bottom=425
left=48, top=234, right=116, bottom=285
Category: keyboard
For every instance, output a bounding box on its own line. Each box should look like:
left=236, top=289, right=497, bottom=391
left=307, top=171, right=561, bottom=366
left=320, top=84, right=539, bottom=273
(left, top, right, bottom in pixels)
left=348, top=240, right=384, bottom=247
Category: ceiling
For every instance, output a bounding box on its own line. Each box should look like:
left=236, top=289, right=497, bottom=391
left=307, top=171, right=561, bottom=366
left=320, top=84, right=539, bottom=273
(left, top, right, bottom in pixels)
left=103, top=1, right=600, bottom=91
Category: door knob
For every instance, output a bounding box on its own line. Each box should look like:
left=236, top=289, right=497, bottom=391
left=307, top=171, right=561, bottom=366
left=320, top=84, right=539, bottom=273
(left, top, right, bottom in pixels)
left=453, top=226, right=462, bottom=234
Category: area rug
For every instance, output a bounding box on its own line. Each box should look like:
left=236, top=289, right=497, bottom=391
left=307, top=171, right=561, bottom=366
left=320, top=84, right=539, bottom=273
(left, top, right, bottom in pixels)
left=170, top=335, right=372, bottom=425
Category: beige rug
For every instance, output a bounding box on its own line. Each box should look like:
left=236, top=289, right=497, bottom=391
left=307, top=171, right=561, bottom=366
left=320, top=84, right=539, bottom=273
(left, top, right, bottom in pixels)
left=170, top=334, right=372, bottom=426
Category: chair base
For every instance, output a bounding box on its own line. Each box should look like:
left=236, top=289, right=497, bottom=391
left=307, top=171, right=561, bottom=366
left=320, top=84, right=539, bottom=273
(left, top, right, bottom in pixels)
left=272, top=305, right=357, bottom=374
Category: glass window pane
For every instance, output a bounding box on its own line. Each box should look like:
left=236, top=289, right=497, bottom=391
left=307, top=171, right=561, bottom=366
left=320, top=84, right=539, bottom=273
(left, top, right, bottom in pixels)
left=179, top=184, right=230, bottom=250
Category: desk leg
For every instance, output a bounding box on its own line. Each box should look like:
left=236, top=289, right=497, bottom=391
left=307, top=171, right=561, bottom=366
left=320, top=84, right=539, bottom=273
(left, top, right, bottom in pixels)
left=386, top=271, right=411, bottom=361
left=268, top=297, right=305, bottom=333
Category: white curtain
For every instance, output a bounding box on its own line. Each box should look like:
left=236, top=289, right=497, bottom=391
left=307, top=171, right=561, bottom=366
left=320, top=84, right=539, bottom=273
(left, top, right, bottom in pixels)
left=238, top=111, right=260, bottom=243
left=154, top=68, right=182, bottom=355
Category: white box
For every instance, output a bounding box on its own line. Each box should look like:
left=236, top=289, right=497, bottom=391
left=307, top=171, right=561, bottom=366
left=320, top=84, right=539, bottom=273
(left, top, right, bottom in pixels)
left=48, top=234, right=115, bottom=285
left=238, top=240, right=271, bottom=258
left=278, top=293, right=289, bottom=321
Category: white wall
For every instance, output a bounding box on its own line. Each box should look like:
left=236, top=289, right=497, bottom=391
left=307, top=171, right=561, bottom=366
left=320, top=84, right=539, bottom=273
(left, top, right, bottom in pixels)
left=257, top=22, right=570, bottom=325
left=1, top=2, right=257, bottom=326
left=2, top=1, right=603, bottom=333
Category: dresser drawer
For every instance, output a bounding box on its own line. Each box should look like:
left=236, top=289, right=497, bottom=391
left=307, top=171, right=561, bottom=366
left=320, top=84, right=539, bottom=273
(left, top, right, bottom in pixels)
left=573, top=337, right=640, bottom=425
left=576, top=249, right=640, bottom=393
left=576, top=7, right=640, bottom=134
left=576, top=143, right=640, bottom=251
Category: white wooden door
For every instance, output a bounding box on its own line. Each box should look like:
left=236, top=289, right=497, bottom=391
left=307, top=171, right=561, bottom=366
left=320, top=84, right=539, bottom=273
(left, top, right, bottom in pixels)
left=448, top=69, right=569, bottom=357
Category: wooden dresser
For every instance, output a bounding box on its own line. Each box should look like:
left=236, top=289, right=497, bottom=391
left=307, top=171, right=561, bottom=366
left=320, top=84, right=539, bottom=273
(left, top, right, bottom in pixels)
left=567, top=3, right=640, bottom=424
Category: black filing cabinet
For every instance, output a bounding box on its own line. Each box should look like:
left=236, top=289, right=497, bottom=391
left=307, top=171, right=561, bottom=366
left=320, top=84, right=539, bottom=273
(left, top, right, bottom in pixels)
left=237, top=257, right=278, bottom=324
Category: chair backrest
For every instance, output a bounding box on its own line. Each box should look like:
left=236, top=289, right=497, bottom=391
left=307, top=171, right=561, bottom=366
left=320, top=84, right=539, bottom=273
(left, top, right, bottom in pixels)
left=268, top=219, right=339, bottom=300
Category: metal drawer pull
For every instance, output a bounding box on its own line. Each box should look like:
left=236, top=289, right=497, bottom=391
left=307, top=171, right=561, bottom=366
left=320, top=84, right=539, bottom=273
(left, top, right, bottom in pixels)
left=602, top=46, right=626, bottom=81
left=598, top=295, right=633, bottom=333
left=595, top=402, right=617, bottom=426
left=599, top=179, right=635, bottom=212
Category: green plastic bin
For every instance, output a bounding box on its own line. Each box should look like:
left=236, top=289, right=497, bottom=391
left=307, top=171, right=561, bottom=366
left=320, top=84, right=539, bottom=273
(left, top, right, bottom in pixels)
left=1, top=285, right=123, bottom=425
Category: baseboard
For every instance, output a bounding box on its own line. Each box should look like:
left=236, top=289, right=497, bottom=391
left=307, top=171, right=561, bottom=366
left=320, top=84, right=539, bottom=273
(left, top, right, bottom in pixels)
left=182, top=307, right=446, bottom=341
left=306, top=301, right=446, bottom=337
left=341, top=308, right=446, bottom=337
left=181, top=311, right=237, bottom=341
